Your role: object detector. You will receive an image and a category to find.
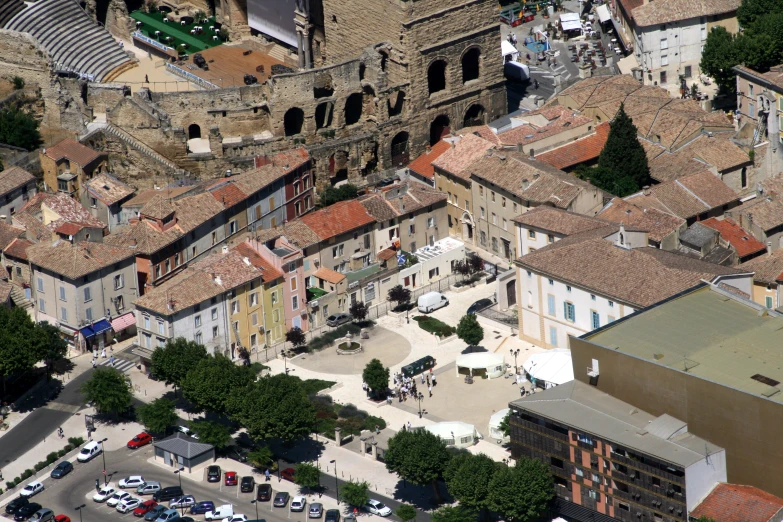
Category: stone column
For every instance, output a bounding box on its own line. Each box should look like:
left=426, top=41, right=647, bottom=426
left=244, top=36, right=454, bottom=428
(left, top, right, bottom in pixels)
left=303, top=28, right=312, bottom=69
left=297, top=31, right=305, bottom=69
left=334, top=427, right=342, bottom=446
left=371, top=441, right=378, bottom=460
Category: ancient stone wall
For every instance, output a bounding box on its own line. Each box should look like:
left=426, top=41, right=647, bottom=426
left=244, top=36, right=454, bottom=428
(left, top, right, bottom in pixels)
left=88, top=83, right=131, bottom=114
left=321, top=0, right=404, bottom=65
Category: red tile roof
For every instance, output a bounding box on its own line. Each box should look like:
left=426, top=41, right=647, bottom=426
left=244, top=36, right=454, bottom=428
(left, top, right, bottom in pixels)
left=44, top=139, right=103, bottom=167
left=3, top=237, right=33, bottom=261
left=54, top=222, right=86, bottom=236
left=498, top=111, right=593, bottom=147
left=408, top=140, right=451, bottom=180
left=299, top=200, right=375, bottom=240
left=537, top=122, right=610, bottom=169
left=210, top=183, right=248, bottom=208
left=232, top=242, right=285, bottom=282
left=377, top=247, right=397, bottom=261
left=700, top=217, right=766, bottom=259
left=314, top=266, right=346, bottom=284
left=691, top=483, right=783, bottom=522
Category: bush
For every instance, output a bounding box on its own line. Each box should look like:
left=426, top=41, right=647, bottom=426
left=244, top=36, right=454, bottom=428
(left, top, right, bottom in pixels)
left=34, top=461, right=46, bottom=472
left=413, top=316, right=456, bottom=338
left=57, top=449, right=67, bottom=457
left=21, top=469, right=32, bottom=480
left=63, top=444, right=72, bottom=452
left=250, top=362, right=269, bottom=374
left=338, top=403, right=368, bottom=420
left=68, top=436, right=84, bottom=447
left=300, top=379, right=336, bottom=396
left=392, top=302, right=415, bottom=313
left=6, top=481, right=13, bottom=489
left=46, top=452, right=59, bottom=463
left=337, top=416, right=364, bottom=435
left=365, top=415, right=386, bottom=432
left=12, top=77, right=24, bottom=90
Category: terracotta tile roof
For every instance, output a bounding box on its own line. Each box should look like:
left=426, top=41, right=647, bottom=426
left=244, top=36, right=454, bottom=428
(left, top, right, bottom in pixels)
left=86, top=173, right=134, bottom=206
left=15, top=193, right=106, bottom=240
left=3, top=237, right=33, bottom=261
left=377, top=247, right=397, bottom=261
left=314, top=266, right=346, bottom=284
left=759, top=173, right=783, bottom=198
left=12, top=212, right=51, bottom=242
left=741, top=249, right=783, bottom=284
left=257, top=147, right=310, bottom=174
left=299, top=200, right=375, bottom=240
left=192, top=250, right=264, bottom=288
left=512, top=206, right=609, bottom=236
left=359, top=194, right=398, bottom=222
left=408, top=140, right=451, bottom=180
left=209, top=182, right=248, bottom=208
left=625, top=171, right=738, bottom=220
left=140, top=195, right=176, bottom=220
left=54, top=222, right=86, bottom=236
left=232, top=242, right=284, bottom=282
left=0, top=222, right=25, bottom=250
left=455, top=125, right=503, bottom=147
left=432, top=133, right=496, bottom=180
left=0, top=167, right=34, bottom=196
left=0, top=280, right=12, bottom=304
left=537, top=122, right=610, bottom=169
left=735, top=65, right=783, bottom=92
left=686, top=136, right=752, bottom=173
left=632, top=0, right=741, bottom=27
left=598, top=198, right=685, bottom=243
left=42, top=193, right=106, bottom=230
left=498, top=111, right=593, bottom=147
left=732, top=198, right=783, bottom=232
left=122, top=187, right=196, bottom=208
left=516, top=228, right=744, bottom=307
left=701, top=217, right=766, bottom=259
left=27, top=240, right=135, bottom=279
left=254, top=220, right=322, bottom=249
left=362, top=179, right=447, bottom=221
left=690, top=483, right=783, bottom=522
left=43, top=138, right=103, bottom=167
left=468, top=150, right=601, bottom=209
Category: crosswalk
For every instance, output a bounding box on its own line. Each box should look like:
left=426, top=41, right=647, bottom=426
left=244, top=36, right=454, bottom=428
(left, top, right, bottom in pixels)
left=94, top=357, right=136, bottom=373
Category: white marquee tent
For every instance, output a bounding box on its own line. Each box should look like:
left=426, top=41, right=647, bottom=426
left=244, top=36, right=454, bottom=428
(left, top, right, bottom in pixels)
left=559, top=12, right=583, bottom=33
left=596, top=4, right=611, bottom=23
left=522, top=348, right=574, bottom=387
left=425, top=421, right=481, bottom=449
left=488, top=408, right=510, bottom=440
left=455, top=352, right=505, bottom=379
left=502, top=40, right=519, bottom=63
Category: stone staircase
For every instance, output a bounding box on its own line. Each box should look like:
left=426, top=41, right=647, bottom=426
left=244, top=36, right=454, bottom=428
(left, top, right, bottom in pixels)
left=10, top=285, right=31, bottom=310
left=0, top=0, right=24, bottom=27
left=266, top=42, right=292, bottom=63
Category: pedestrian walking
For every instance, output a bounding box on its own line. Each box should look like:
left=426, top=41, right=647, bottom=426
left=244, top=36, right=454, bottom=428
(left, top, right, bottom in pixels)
left=145, top=74, right=149, bottom=83
left=109, top=355, right=115, bottom=367
left=428, top=385, right=432, bottom=397
left=534, top=79, right=539, bottom=89
left=426, top=375, right=430, bottom=386
left=58, top=426, right=64, bottom=438
left=421, top=373, right=425, bottom=385
left=407, top=421, right=412, bottom=431
left=265, top=469, right=271, bottom=482
left=101, top=349, right=106, bottom=359
left=432, top=375, right=437, bottom=386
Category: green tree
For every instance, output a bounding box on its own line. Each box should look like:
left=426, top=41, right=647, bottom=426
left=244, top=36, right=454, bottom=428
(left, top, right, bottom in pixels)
left=362, top=358, right=389, bottom=398
left=12, top=77, right=24, bottom=90
left=498, top=411, right=511, bottom=437
left=349, top=301, right=368, bottom=322
left=396, top=504, right=418, bottom=522
left=190, top=420, right=232, bottom=449
left=385, top=428, right=451, bottom=501
left=230, top=373, right=315, bottom=442
left=151, top=338, right=208, bottom=394
left=33, top=322, right=68, bottom=379
left=387, top=285, right=411, bottom=311
left=182, top=353, right=255, bottom=414
left=340, top=480, right=370, bottom=508
left=431, top=506, right=477, bottom=522
left=487, top=457, right=553, bottom=522
left=699, top=26, right=740, bottom=93
left=737, top=0, right=783, bottom=28
left=456, top=314, right=484, bottom=346
left=0, top=105, right=42, bottom=151
left=247, top=446, right=275, bottom=471
left=735, top=31, right=779, bottom=71
left=319, top=184, right=358, bottom=207
left=136, top=397, right=178, bottom=434
left=444, top=453, right=499, bottom=516
left=596, top=103, right=649, bottom=196
left=81, top=367, right=133, bottom=417
left=285, top=327, right=307, bottom=351
left=294, top=462, right=321, bottom=491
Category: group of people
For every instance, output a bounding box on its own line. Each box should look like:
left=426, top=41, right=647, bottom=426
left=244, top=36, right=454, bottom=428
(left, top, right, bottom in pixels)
left=506, top=32, right=519, bottom=47
left=390, top=370, right=436, bottom=402
left=91, top=346, right=115, bottom=368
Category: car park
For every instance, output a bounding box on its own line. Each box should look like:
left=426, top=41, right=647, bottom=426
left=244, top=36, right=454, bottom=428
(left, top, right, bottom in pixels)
left=20, top=482, right=44, bottom=498
left=13, top=503, right=42, bottom=521
left=143, top=505, right=167, bottom=522
left=280, top=468, right=295, bottom=481
left=133, top=500, right=158, bottom=517
left=28, top=508, right=53, bottom=522
left=273, top=492, right=290, bottom=507
left=227, top=447, right=248, bottom=463
left=256, top=484, right=272, bottom=501
left=169, top=496, right=196, bottom=510
left=107, top=491, right=131, bottom=507
left=49, top=462, right=73, bottom=479
left=466, top=297, right=493, bottom=315
left=190, top=501, right=215, bottom=515
left=206, top=466, right=221, bottom=482
left=6, top=497, right=30, bottom=515
left=76, top=441, right=102, bottom=462
left=120, top=476, right=146, bottom=488
left=324, top=509, right=340, bottom=522
left=118, top=498, right=142, bottom=514
left=364, top=500, right=392, bottom=517
left=326, top=312, right=352, bottom=327
left=309, top=503, right=323, bottom=518
left=137, top=482, right=161, bottom=496
left=224, top=471, right=238, bottom=486
left=291, top=497, right=306, bottom=512
left=93, top=486, right=116, bottom=503
left=128, top=433, right=153, bottom=449
left=240, top=476, right=254, bottom=492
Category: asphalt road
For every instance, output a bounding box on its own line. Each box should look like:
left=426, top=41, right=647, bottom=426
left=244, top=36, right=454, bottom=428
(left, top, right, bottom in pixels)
left=17, top=446, right=432, bottom=522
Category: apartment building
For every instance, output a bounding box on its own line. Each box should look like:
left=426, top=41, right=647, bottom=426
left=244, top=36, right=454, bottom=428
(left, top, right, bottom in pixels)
left=40, top=139, right=108, bottom=196
left=734, top=65, right=783, bottom=147
left=83, top=173, right=134, bottom=232
left=0, top=167, right=36, bottom=223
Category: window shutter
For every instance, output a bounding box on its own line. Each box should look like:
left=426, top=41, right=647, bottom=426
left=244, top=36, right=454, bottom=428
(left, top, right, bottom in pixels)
left=563, top=301, right=567, bottom=319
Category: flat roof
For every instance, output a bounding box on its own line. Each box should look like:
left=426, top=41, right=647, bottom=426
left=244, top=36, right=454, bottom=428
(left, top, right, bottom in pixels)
left=511, top=380, right=724, bottom=468
left=414, top=237, right=464, bottom=261
left=584, top=284, right=783, bottom=404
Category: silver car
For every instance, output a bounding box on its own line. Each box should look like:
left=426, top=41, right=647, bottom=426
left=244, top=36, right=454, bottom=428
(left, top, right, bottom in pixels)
left=309, top=503, right=323, bottom=519
left=326, top=313, right=352, bottom=327
left=169, top=496, right=196, bottom=509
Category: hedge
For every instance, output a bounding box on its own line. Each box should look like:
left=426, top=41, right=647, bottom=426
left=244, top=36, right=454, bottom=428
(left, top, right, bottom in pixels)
left=413, top=316, right=455, bottom=338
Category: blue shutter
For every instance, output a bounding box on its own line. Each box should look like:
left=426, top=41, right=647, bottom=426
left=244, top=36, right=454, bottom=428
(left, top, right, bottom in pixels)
left=548, top=295, right=555, bottom=315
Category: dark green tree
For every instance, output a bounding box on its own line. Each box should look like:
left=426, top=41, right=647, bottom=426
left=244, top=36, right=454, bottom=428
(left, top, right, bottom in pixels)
left=137, top=397, right=178, bottom=434
left=285, top=327, right=307, bottom=351
left=596, top=103, right=649, bottom=196
left=319, top=184, right=358, bottom=207
left=230, top=373, right=315, bottom=442
left=182, top=353, right=255, bottom=414
left=151, top=337, right=208, bottom=394
left=396, top=504, right=418, bottom=522
left=487, top=457, right=553, bottom=522
left=456, top=314, right=484, bottom=346
left=247, top=445, right=275, bottom=471
left=385, top=428, right=451, bottom=500
left=735, top=31, right=779, bottom=71
left=362, top=358, right=389, bottom=398
left=293, top=462, right=321, bottom=491
left=0, top=105, right=42, bottom=151
left=444, top=453, right=499, bottom=516
left=340, top=480, right=370, bottom=508
left=699, top=26, right=740, bottom=93
left=431, top=506, right=478, bottom=522
left=737, top=0, right=783, bottom=28
left=190, top=420, right=232, bottom=449
left=349, top=301, right=369, bottom=322
left=387, top=285, right=411, bottom=311
left=498, top=411, right=511, bottom=437
left=32, top=322, right=68, bottom=379
left=81, top=367, right=133, bottom=417
left=12, top=77, right=24, bottom=90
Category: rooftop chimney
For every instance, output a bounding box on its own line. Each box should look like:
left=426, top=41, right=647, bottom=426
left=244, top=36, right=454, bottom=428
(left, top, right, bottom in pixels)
left=642, top=185, right=651, bottom=196
left=222, top=245, right=229, bottom=254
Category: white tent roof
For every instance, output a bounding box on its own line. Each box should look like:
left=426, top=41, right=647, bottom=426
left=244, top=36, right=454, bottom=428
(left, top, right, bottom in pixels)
left=596, top=4, right=610, bottom=23
left=522, top=348, right=574, bottom=385
left=425, top=421, right=477, bottom=439
left=489, top=408, right=510, bottom=430
left=501, top=40, right=518, bottom=58
left=559, top=12, right=582, bottom=31
left=456, top=352, right=504, bottom=369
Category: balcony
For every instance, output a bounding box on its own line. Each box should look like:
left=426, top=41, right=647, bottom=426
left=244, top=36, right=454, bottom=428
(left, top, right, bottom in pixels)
left=306, top=286, right=329, bottom=305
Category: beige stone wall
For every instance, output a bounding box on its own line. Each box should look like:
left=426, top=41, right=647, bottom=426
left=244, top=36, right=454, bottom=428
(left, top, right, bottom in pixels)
left=322, top=0, right=404, bottom=65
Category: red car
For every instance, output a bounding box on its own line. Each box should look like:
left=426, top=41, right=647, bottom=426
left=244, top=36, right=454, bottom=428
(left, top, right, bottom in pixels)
left=127, top=432, right=152, bottom=449
left=280, top=468, right=295, bottom=482
left=224, top=471, right=238, bottom=486
left=55, top=516, right=70, bottom=522
left=133, top=500, right=158, bottom=517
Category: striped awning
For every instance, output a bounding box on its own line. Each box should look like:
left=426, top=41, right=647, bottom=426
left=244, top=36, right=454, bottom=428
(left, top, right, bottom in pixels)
left=111, top=312, right=136, bottom=332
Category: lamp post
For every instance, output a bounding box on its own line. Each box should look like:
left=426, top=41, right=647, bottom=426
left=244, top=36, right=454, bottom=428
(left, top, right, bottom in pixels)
left=75, top=505, right=86, bottom=522
left=416, top=392, right=424, bottom=418
left=251, top=500, right=259, bottom=521
left=510, top=348, right=520, bottom=375
left=329, top=459, right=339, bottom=505
left=277, top=458, right=282, bottom=482
left=174, top=467, right=185, bottom=514
left=99, top=438, right=108, bottom=485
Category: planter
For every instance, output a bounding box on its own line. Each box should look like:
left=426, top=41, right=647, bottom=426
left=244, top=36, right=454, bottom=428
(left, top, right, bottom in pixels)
left=336, top=341, right=363, bottom=355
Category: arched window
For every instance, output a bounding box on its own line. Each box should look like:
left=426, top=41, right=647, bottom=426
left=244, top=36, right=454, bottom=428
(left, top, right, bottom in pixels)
left=344, top=93, right=363, bottom=125
left=429, top=115, right=450, bottom=145
left=461, top=48, right=480, bottom=83
left=188, top=124, right=201, bottom=139
left=428, top=60, right=447, bottom=94
left=463, top=104, right=486, bottom=127
left=283, top=108, right=304, bottom=136
left=388, top=91, right=406, bottom=117
left=391, top=132, right=410, bottom=167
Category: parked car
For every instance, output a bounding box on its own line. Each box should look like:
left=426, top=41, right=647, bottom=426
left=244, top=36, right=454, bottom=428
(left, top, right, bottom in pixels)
left=133, top=500, right=158, bottom=517
left=224, top=472, right=238, bottom=486
left=155, top=508, right=181, bottom=522
left=137, top=482, right=161, bottom=496
left=50, top=462, right=73, bottom=479
left=324, top=510, right=340, bottom=522
left=107, top=491, right=131, bottom=507
left=466, top=297, right=493, bottom=315
left=227, top=446, right=248, bottom=463
left=225, top=516, right=247, bottom=522
left=54, top=515, right=70, bottom=522
left=128, top=432, right=153, bottom=449
left=204, top=505, right=233, bottom=521
left=120, top=476, right=146, bottom=489
left=28, top=508, right=53, bottom=522
left=6, top=497, right=29, bottom=515
left=189, top=501, right=215, bottom=515
left=118, top=498, right=142, bottom=514
left=240, top=476, right=254, bottom=493
left=180, top=518, right=195, bottom=522
left=417, top=291, right=449, bottom=313
left=169, top=496, right=196, bottom=510
left=364, top=500, right=392, bottom=517
left=256, top=484, right=272, bottom=501
left=280, top=468, right=295, bottom=482
left=13, top=503, right=42, bottom=521
left=76, top=440, right=103, bottom=462
left=291, top=497, right=306, bottom=512
left=206, top=466, right=221, bottom=482
left=153, top=486, right=184, bottom=503
left=309, top=503, right=323, bottom=518
left=20, top=482, right=44, bottom=498
left=143, top=505, right=167, bottom=522
left=273, top=492, right=290, bottom=507
left=93, top=486, right=116, bottom=503
left=174, top=426, right=199, bottom=439
left=326, top=312, right=352, bottom=327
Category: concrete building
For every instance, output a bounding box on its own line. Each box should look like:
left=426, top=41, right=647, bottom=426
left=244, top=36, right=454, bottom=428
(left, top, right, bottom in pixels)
left=0, top=167, right=36, bottom=223
left=153, top=433, right=214, bottom=473
left=700, top=217, right=767, bottom=264
left=83, top=173, right=134, bottom=232
left=120, top=186, right=196, bottom=226
left=407, top=141, right=451, bottom=187
left=307, top=266, right=348, bottom=329
left=597, top=198, right=685, bottom=250
left=734, top=65, right=783, bottom=158
left=571, top=282, right=783, bottom=497
left=509, top=380, right=727, bottom=522
left=406, top=237, right=465, bottom=287
left=40, top=139, right=107, bottom=197
left=727, top=197, right=783, bottom=251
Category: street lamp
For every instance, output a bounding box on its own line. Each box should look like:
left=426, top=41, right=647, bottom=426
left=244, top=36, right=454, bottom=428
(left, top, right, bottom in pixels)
left=174, top=467, right=185, bottom=514
left=416, top=392, right=424, bottom=419
left=251, top=500, right=260, bottom=521
left=510, top=348, right=520, bottom=375
left=99, top=438, right=108, bottom=485
left=329, top=459, right=339, bottom=505
left=277, top=458, right=282, bottom=482
left=74, top=505, right=86, bottom=522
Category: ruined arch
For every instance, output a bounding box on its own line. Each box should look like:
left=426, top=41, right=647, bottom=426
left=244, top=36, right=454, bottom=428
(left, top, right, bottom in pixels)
left=283, top=107, right=304, bottom=136
left=461, top=47, right=481, bottom=83
left=428, top=60, right=447, bottom=95
left=344, top=93, right=363, bottom=125
left=188, top=123, right=201, bottom=139
left=391, top=132, right=410, bottom=167
left=315, top=102, right=333, bottom=130
left=388, top=90, right=406, bottom=117
left=463, top=104, right=486, bottom=127
left=362, top=85, right=376, bottom=119
left=430, top=115, right=450, bottom=145
left=329, top=150, right=349, bottom=183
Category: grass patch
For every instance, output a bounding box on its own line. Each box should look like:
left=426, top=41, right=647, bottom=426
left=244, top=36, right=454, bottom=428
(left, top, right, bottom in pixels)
left=306, top=287, right=329, bottom=301
left=294, top=377, right=336, bottom=396
left=413, top=316, right=455, bottom=338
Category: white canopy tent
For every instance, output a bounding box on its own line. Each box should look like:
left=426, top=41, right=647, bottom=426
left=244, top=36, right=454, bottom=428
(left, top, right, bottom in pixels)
left=596, top=4, right=611, bottom=23
left=501, top=40, right=519, bottom=64
left=425, top=421, right=481, bottom=449
left=488, top=408, right=510, bottom=440
left=455, top=352, right=505, bottom=379
left=559, top=12, right=583, bottom=33
left=522, top=348, right=574, bottom=388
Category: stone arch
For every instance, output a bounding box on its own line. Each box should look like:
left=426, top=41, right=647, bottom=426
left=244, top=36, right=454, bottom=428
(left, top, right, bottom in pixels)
left=329, top=150, right=349, bottom=183
left=379, top=50, right=389, bottom=72
left=390, top=131, right=410, bottom=167
left=283, top=107, right=304, bottom=136
left=461, top=210, right=475, bottom=241
left=463, top=104, right=486, bottom=127
left=344, top=93, right=363, bottom=125
left=188, top=123, right=201, bottom=139
left=388, top=90, right=405, bottom=117
left=428, top=60, right=447, bottom=95
left=315, top=101, right=333, bottom=129
left=461, top=47, right=481, bottom=83
left=362, top=85, right=376, bottom=118
left=430, top=114, right=450, bottom=145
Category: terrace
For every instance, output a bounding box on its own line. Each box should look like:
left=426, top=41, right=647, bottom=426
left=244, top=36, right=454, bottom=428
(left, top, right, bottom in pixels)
left=130, top=10, right=226, bottom=55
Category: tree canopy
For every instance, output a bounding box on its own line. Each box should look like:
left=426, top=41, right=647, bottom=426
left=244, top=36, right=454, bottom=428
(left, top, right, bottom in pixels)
left=293, top=462, right=321, bottom=490
left=385, top=428, right=451, bottom=499
left=396, top=504, right=418, bottom=522
left=700, top=26, right=741, bottom=93
left=285, top=327, right=307, bottom=349
left=387, top=285, right=412, bottom=309
left=594, top=103, right=649, bottom=197
left=456, top=314, right=484, bottom=346
left=431, top=506, right=478, bottom=522
left=362, top=358, right=389, bottom=397
left=444, top=453, right=499, bottom=514
left=0, top=105, right=42, bottom=151
left=487, top=458, right=553, bottom=522
left=190, top=420, right=232, bottom=449
left=182, top=353, right=255, bottom=414
left=137, top=397, right=178, bottom=434
left=349, top=301, right=369, bottom=322
left=319, top=184, right=358, bottom=207
left=82, top=367, right=134, bottom=416
left=340, top=480, right=370, bottom=507
left=151, top=338, right=208, bottom=392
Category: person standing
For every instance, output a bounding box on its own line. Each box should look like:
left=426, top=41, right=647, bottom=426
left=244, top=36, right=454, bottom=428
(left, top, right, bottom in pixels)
left=428, top=384, right=433, bottom=397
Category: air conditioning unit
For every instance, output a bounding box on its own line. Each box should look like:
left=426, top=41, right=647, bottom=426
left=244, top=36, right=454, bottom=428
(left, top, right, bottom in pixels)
left=310, top=300, right=319, bottom=308
left=348, top=281, right=359, bottom=289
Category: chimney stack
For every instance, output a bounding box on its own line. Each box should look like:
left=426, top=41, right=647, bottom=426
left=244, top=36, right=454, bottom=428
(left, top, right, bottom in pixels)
left=642, top=185, right=651, bottom=196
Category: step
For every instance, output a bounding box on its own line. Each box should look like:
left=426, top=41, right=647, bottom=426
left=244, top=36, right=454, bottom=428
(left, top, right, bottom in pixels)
left=91, top=52, right=130, bottom=81
left=72, top=37, right=120, bottom=71
left=45, top=18, right=95, bottom=57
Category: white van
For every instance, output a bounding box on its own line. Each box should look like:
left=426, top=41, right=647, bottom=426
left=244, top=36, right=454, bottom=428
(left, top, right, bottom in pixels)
left=205, top=504, right=234, bottom=521
left=77, top=440, right=103, bottom=462
left=417, top=292, right=449, bottom=313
